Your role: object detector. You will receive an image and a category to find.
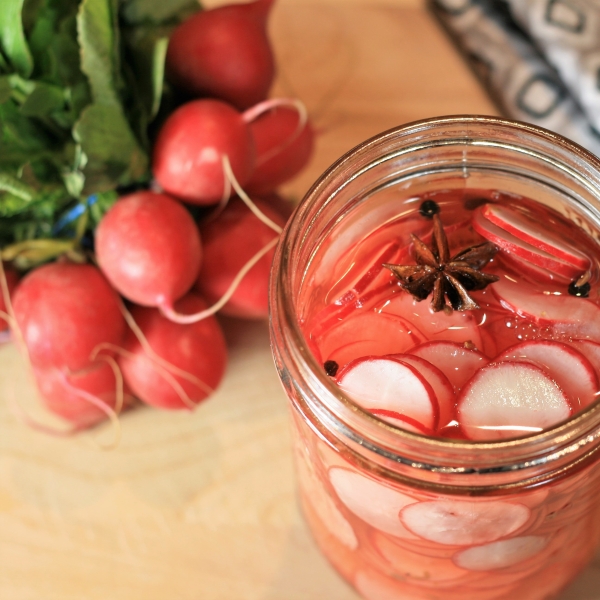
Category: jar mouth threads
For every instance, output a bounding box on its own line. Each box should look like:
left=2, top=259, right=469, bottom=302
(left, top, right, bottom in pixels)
left=270, top=116, right=600, bottom=487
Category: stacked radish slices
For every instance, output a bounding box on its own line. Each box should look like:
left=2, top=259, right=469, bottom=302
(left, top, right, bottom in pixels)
left=309, top=193, right=600, bottom=441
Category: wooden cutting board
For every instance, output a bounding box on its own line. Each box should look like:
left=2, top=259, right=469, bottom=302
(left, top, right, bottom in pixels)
left=1, top=1, right=597, bottom=598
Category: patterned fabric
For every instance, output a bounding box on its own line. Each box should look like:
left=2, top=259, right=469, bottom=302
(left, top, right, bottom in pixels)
left=430, top=0, right=600, bottom=156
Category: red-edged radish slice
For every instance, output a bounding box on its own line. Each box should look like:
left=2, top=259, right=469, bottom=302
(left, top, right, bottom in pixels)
left=368, top=409, right=434, bottom=436
left=380, top=292, right=484, bottom=349
left=328, top=467, right=418, bottom=538
left=410, top=341, right=489, bottom=391
left=453, top=536, right=548, bottom=571
left=492, top=277, right=600, bottom=341
left=295, top=454, right=358, bottom=550
left=472, top=208, right=584, bottom=280
left=482, top=203, right=590, bottom=271
left=386, top=354, right=455, bottom=430
left=568, top=339, right=600, bottom=378
left=317, top=311, right=423, bottom=369
left=399, top=499, right=530, bottom=546
left=337, top=356, right=440, bottom=430
left=497, top=340, right=599, bottom=411
left=372, top=531, right=469, bottom=583
left=457, top=362, right=572, bottom=441
left=498, top=252, right=571, bottom=285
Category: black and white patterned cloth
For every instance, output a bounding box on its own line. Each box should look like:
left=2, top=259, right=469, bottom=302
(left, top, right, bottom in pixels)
left=430, top=0, right=600, bottom=156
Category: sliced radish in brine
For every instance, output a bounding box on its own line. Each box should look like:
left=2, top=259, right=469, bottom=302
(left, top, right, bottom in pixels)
left=498, top=252, right=571, bottom=285
left=400, top=499, right=530, bottom=546
left=380, top=292, right=483, bottom=350
left=317, top=311, right=423, bottom=369
left=492, top=277, right=600, bottom=341
left=568, top=339, right=600, bottom=379
left=368, top=410, right=435, bottom=436
left=410, top=341, right=489, bottom=391
left=482, top=203, right=590, bottom=271
left=457, top=362, right=572, bottom=441
left=386, top=354, right=455, bottom=430
left=453, top=536, right=548, bottom=571
left=295, top=454, right=358, bottom=550
left=355, top=568, right=420, bottom=600
left=472, top=208, right=584, bottom=280
left=337, top=356, right=439, bottom=430
left=328, top=467, right=418, bottom=538
left=372, top=531, right=469, bottom=583
left=497, top=340, right=599, bottom=411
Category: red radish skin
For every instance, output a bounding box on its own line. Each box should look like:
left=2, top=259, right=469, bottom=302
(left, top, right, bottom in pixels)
left=96, top=191, right=202, bottom=309
left=165, top=0, right=275, bottom=110
left=457, top=361, right=572, bottom=441
left=196, top=197, right=284, bottom=318
left=118, top=293, right=227, bottom=410
left=368, top=409, right=434, bottom=435
left=498, top=252, right=571, bottom=285
left=0, top=264, right=19, bottom=331
left=34, top=361, right=130, bottom=428
left=497, top=340, right=599, bottom=411
left=337, top=356, right=440, bottom=431
left=152, top=100, right=255, bottom=205
left=246, top=104, right=315, bottom=194
left=386, top=354, right=456, bottom=430
left=481, top=203, right=590, bottom=271
left=12, top=263, right=125, bottom=371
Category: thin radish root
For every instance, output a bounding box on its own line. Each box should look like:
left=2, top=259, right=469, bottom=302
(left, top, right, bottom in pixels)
left=160, top=236, right=279, bottom=324
left=242, top=97, right=308, bottom=166
left=222, top=155, right=283, bottom=234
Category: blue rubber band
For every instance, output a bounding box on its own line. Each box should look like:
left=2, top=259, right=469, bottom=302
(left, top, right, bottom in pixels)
left=52, top=194, right=99, bottom=236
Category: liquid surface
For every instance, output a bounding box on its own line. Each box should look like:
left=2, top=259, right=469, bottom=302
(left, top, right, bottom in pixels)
left=300, top=188, right=600, bottom=440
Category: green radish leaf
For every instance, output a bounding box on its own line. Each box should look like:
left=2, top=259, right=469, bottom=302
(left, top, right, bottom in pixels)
left=73, top=103, right=148, bottom=192
left=0, top=0, right=34, bottom=77
left=0, top=77, right=11, bottom=104
left=121, top=0, right=200, bottom=26
left=20, top=82, right=66, bottom=118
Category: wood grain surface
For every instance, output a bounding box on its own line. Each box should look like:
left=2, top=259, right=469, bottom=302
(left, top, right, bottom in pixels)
left=1, top=1, right=599, bottom=599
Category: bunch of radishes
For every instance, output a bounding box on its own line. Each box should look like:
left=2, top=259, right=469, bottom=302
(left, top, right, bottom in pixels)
left=0, top=0, right=314, bottom=431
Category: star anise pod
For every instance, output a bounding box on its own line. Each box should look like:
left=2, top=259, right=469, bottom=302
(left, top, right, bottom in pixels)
left=383, top=214, right=499, bottom=312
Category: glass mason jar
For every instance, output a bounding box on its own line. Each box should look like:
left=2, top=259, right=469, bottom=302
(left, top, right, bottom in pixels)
left=269, top=116, right=600, bottom=600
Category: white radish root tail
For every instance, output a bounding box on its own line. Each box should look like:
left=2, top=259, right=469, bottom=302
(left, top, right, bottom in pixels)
left=242, top=97, right=309, bottom=166
left=159, top=236, right=279, bottom=324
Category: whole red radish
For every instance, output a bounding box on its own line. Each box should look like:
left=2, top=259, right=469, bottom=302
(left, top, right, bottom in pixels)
left=12, top=262, right=125, bottom=371
left=153, top=99, right=255, bottom=205
left=0, top=264, right=19, bottom=331
left=96, top=191, right=202, bottom=309
left=196, top=197, right=285, bottom=318
left=246, top=105, right=315, bottom=194
left=34, top=361, right=132, bottom=428
left=118, top=293, right=227, bottom=410
left=166, top=0, right=276, bottom=110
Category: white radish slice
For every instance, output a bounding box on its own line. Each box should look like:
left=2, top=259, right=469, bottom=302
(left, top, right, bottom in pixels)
left=380, top=292, right=483, bottom=350
left=457, top=362, right=572, bottom=441
left=472, top=208, right=583, bottom=279
left=337, top=356, right=439, bottom=430
left=453, top=536, right=548, bottom=571
left=492, top=277, right=600, bottom=341
left=482, top=203, right=590, bottom=271
left=295, top=454, right=358, bottom=550
left=386, top=354, right=455, bottom=430
left=410, top=341, right=489, bottom=391
left=372, top=531, right=469, bottom=583
left=400, top=499, right=530, bottom=546
left=318, top=311, right=423, bottom=369
left=328, top=467, right=418, bottom=539
left=497, top=340, right=599, bottom=411
left=568, top=339, right=600, bottom=379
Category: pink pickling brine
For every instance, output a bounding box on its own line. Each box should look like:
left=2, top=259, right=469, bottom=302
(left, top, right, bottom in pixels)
left=269, top=117, right=600, bottom=600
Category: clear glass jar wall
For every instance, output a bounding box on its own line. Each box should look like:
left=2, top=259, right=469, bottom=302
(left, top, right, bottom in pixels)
left=270, top=117, right=600, bottom=600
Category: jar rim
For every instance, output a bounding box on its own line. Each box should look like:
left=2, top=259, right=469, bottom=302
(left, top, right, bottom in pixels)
left=270, top=115, right=600, bottom=483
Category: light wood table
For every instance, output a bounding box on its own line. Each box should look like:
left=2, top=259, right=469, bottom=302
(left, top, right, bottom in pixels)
left=1, top=1, right=599, bottom=598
